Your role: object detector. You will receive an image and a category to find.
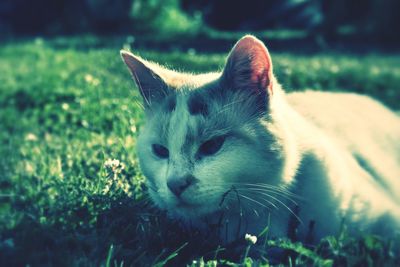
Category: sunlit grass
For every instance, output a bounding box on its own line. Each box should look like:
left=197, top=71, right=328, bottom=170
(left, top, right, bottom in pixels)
left=0, top=39, right=399, bottom=266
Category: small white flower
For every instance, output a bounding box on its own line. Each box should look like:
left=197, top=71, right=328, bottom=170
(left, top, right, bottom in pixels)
left=245, top=233, right=257, bottom=244
left=25, top=133, right=38, bottom=141
left=81, top=120, right=89, bottom=128
left=61, top=103, right=69, bottom=110
left=104, top=158, right=125, bottom=177
left=104, top=158, right=120, bottom=168
left=84, top=74, right=94, bottom=83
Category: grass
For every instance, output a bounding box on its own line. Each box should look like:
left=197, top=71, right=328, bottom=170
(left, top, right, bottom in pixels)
left=1, top=37, right=400, bottom=266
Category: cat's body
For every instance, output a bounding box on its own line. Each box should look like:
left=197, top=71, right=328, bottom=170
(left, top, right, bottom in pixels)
left=275, top=90, right=400, bottom=241
left=121, top=35, right=400, bottom=244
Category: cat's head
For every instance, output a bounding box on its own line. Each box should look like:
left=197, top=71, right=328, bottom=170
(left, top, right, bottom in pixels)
left=121, top=36, right=286, bottom=221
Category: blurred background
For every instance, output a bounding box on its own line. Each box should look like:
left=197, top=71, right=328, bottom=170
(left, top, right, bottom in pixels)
left=1, top=1, right=400, bottom=266
left=1, top=0, right=400, bottom=51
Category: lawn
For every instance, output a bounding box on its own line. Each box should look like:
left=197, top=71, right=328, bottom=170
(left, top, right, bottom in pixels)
left=0, top=37, right=400, bottom=266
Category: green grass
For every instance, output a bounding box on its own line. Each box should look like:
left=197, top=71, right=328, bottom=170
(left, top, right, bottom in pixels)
left=1, top=38, right=400, bottom=266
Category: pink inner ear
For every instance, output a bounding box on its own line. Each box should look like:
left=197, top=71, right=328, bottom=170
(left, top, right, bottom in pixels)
left=231, top=36, right=273, bottom=94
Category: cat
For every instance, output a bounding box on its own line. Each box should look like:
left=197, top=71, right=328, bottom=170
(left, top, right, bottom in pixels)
left=120, top=35, right=400, bottom=244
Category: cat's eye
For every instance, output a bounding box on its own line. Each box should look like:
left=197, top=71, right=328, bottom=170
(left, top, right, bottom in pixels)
left=152, top=144, right=169, bottom=159
left=199, top=136, right=225, bottom=157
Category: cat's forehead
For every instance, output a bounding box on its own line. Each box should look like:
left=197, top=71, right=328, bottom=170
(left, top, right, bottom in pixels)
left=157, top=82, right=218, bottom=118
left=148, top=83, right=256, bottom=147
left=166, top=86, right=216, bottom=137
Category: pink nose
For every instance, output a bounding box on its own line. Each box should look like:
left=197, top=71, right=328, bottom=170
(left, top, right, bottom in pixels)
left=167, top=175, right=197, bottom=197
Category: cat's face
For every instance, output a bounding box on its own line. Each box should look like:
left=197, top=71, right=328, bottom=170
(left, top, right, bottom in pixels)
left=121, top=36, right=285, bottom=221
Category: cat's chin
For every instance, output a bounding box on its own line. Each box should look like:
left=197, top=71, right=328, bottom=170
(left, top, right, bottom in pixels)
left=148, top=188, right=223, bottom=221
left=167, top=200, right=220, bottom=222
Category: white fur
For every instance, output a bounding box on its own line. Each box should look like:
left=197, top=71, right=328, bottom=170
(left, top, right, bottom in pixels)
left=121, top=38, right=400, bottom=244
left=268, top=87, right=400, bottom=241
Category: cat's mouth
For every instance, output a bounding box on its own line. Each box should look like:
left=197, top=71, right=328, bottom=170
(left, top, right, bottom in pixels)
left=175, top=200, right=198, bottom=209
left=168, top=194, right=222, bottom=219
left=172, top=193, right=204, bottom=208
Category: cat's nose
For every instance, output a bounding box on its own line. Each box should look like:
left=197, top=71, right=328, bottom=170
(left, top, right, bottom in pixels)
left=167, top=175, right=197, bottom=197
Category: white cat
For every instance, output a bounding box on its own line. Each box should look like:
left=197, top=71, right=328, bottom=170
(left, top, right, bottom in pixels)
left=121, top=35, right=400, bottom=244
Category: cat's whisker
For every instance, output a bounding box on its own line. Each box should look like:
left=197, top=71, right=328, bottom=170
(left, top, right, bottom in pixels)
left=210, top=182, right=299, bottom=208
left=133, top=99, right=145, bottom=111
left=221, top=182, right=300, bottom=203
left=233, top=182, right=301, bottom=199
left=144, top=182, right=159, bottom=192
left=237, top=189, right=282, bottom=209
left=233, top=187, right=302, bottom=223
left=147, top=185, right=158, bottom=192
left=239, top=182, right=293, bottom=192
left=236, top=192, right=278, bottom=211
left=240, top=186, right=299, bottom=204
left=236, top=187, right=298, bottom=205
left=236, top=184, right=296, bottom=198
left=217, top=188, right=263, bottom=214
left=260, top=193, right=302, bottom=224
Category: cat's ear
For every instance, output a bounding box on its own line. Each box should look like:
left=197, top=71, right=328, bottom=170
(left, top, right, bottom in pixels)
left=120, top=50, right=169, bottom=107
left=221, top=35, right=273, bottom=109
